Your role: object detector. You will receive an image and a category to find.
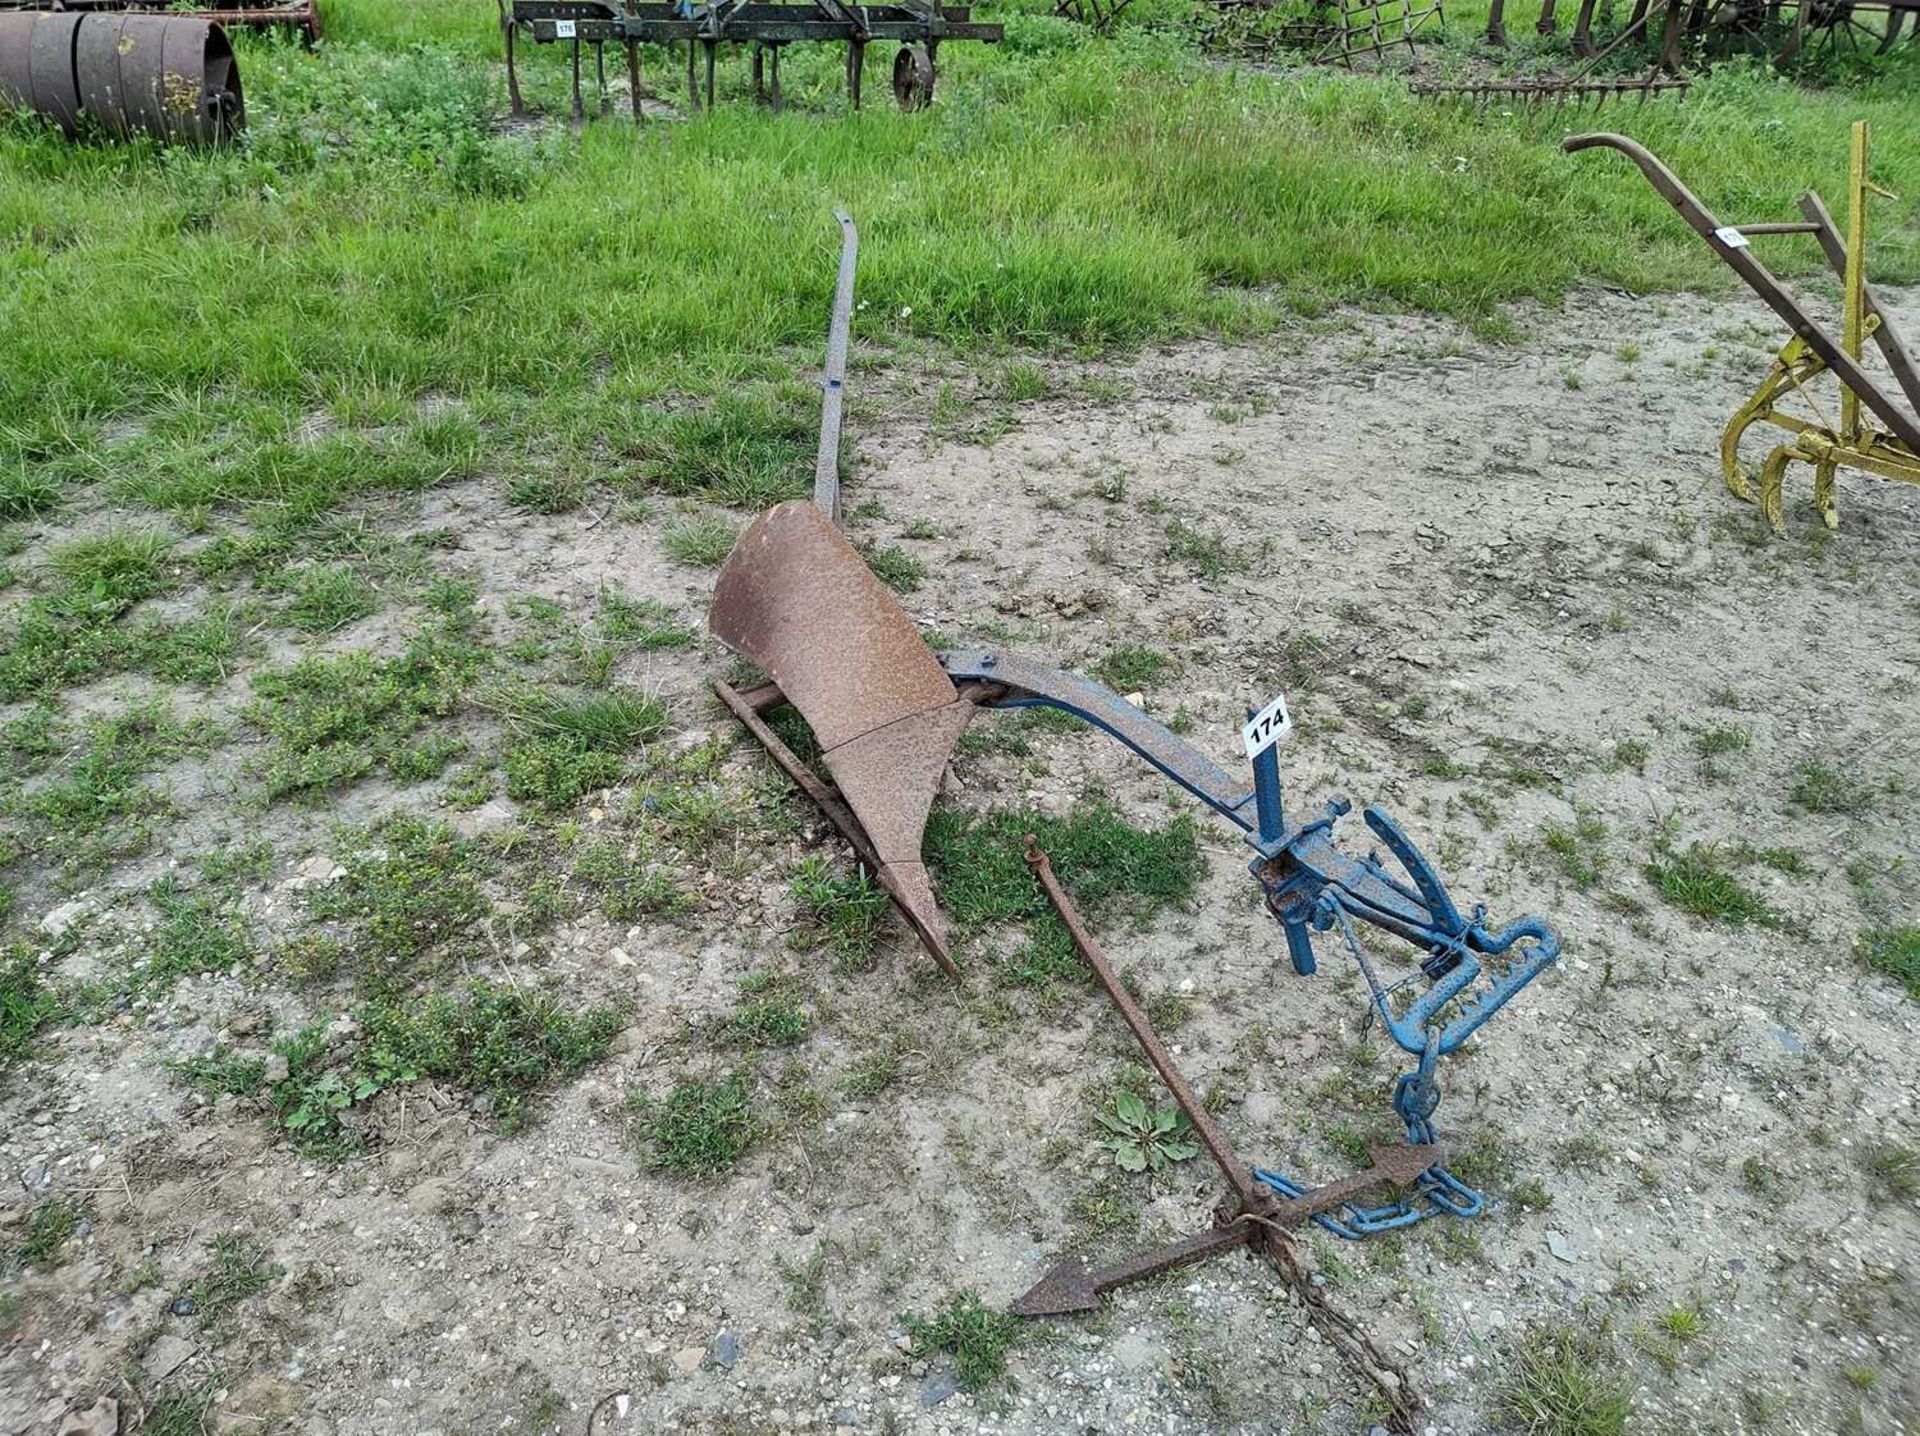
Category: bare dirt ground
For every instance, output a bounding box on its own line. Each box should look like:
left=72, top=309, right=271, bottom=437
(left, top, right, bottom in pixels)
left=3, top=282, right=1917, bottom=1436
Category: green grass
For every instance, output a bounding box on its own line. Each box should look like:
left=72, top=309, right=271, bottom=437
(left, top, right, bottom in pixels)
left=597, top=590, right=696, bottom=650
left=1497, top=1323, right=1631, bottom=1436
left=902, top=1291, right=1025, bottom=1390
left=19, top=1198, right=81, bottom=1267
left=359, top=980, right=626, bottom=1128
left=1788, top=761, right=1877, bottom=814
left=1645, top=841, right=1776, bottom=927
left=862, top=544, right=925, bottom=592
left=246, top=619, right=486, bottom=799
left=0, top=5, right=1912, bottom=593
left=141, top=878, right=252, bottom=991
left=1, top=945, right=61, bottom=1070
left=924, top=800, right=1202, bottom=928
left=663, top=516, right=740, bottom=567
left=790, top=857, right=894, bottom=963
left=1094, top=644, right=1176, bottom=691
left=192, top=1233, right=281, bottom=1324
left=276, top=562, right=380, bottom=633
left=1859, top=925, right=1920, bottom=1001
left=308, top=815, right=493, bottom=966
left=644, top=1071, right=761, bottom=1175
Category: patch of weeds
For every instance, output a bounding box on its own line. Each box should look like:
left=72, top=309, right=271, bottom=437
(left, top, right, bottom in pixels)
left=721, top=975, right=810, bottom=1048
left=360, top=980, right=626, bottom=1130
left=277, top=563, right=379, bottom=634
left=570, top=836, right=684, bottom=920
left=173, top=1047, right=268, bottom=1097
left=505, top=736, right=625, bottom=810
left=842, top=1036, right=907, bottom=1099
left=663, top=516, right=738, bottom=567
left=861, top=544, right=924, bottom=593
left=273, top=933, right=345, bottom=983
left=308, top=815, right=491, bottom=966
left=16, top=701, right=194, bottom=842
left=1094, top=645, right=1175, bottom=691
left=1096, top=1090, right=1198, bottom=1173
left=1694, top=724, right=1750, bottom=758
left=1858, top=925, right=1919, bottom=1000
left=790, top=858, right=892, bottom=966
left=267, top=1023, right=367, bottom=1155
left=19, top=1198, right=81, bottom=1267
left=502, top=687, right=670, bottom=751
left=924, top=801, right=1202, bottom=933
left=1542, top=813, right=1608, bottom=890
left=998, top=361, right=1049, bottom=401
left=1788, top=762, right=1875, bottom=814
left=781, top=1243, right=836, bottom=1321
left=1605, top=741, right=1651, bottom=775
left=47, top=530, right=172, bottom=617
left=1, top=945, right=60, bottom=1068
left=142, top=1394, right=215, bottom=1436
left=598, top=590, right=694, bottom=650
left=1727, top=1151, right=1781, bottom=1195
left=994, top=918, right=1084, bottom=990
left=139, top=878, right=251, bottom=990
left=624, top=388, right=814, bottom=507
left=1645, top=841, right=1776, bottom=927
left=642, top=1072, right=760, bottom=1175
left=903, top=1291, right=1024, bottom=1391
left=248, top=621, right=486, bottom=800
left=1496, top=1322, right=1631, bottom=1436
left=1658, top=1299, right=1705, bottom=1343
left=507, top=472, right=588, bottom=514
left=192, top=1233, right=280, bottom=1325
left=1163, top=519, right=1253, bottom=581
left=1509, top=1176, right=1554, bottom=1212
left=200, top=841, right=276, bottom=884
left=1860, top=1141, right=1917, bottom=1200
left=0, top=470, right=61, bottom=521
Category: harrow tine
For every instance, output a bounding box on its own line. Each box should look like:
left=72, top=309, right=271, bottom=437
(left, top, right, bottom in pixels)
left=595, top=39, right=610, bottom=117
left=568, top=33, right=584, bottom=123
left=626, top=38, right=642, bottom=123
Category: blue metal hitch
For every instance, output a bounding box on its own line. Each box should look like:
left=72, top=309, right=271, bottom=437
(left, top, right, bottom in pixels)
left=940, top=647, right=1562, bottom=1237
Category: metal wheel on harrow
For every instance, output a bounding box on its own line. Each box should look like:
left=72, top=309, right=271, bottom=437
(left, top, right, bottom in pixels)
left=892, top=41, right=934, bottom=109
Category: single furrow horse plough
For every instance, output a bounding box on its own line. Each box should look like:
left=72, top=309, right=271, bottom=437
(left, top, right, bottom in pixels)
left=704, top=214, right=1563, bottom=1428
left=502, top=0, right=1000, bottom=120
left=1567, top=124, right=1920, bottom=534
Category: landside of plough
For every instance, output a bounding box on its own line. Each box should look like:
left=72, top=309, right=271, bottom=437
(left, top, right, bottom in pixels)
left=1567, top=124, right=1920, bottom=534
left=705, top=214, right=1564, bottom=1429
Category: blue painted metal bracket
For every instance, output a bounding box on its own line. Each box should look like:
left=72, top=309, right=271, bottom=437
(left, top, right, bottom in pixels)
left=940, top=646, right=1562, bottom=1235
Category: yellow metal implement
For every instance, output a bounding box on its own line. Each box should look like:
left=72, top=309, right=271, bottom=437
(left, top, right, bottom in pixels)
left=1567, top=125, right=1920, bottom=536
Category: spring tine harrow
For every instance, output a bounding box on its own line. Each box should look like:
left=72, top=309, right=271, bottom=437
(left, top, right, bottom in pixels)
left=505, top=0, right=998, bottom=116
left=1566, top=126, right=1920, bottom=533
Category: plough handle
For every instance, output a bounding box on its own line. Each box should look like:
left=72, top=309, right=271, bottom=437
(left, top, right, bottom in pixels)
left=1562, top=133, right=1920, bottom=453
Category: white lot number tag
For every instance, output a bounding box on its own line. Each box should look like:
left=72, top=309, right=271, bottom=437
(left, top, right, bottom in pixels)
left=1242, top=692, right=1293, bottom=761
left=555, top=18, right=577, bottom=36
left=1712, top=226, right=1749, bottom=250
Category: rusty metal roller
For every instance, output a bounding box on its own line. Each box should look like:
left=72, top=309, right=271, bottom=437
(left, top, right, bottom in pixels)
left=0, top=10, right=242, bottom=144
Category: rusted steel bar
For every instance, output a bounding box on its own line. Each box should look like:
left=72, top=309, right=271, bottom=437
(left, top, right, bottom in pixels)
left=714, top=677, right=962, bottom=979
left=1563, top=132, right=1920, bottom=454
left=1025, top=837, right=1260, bottom=1207
left=1011, top=1218, right=1258, bottom=1316
left=815, top=210, right=857, bottom=523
